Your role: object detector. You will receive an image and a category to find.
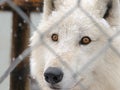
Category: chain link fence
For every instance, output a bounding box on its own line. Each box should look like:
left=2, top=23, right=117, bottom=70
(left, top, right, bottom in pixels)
left=0, top=0, right=120, bottom=90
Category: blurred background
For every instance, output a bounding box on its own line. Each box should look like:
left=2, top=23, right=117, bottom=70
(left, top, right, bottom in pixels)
left=0, top=0, right=43, bottom=90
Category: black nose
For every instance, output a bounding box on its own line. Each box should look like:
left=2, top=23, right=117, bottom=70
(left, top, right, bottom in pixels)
left=44, top=67, right=63, bottom=84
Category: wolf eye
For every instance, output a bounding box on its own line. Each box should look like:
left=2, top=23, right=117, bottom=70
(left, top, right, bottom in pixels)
left=51, top=34, right=58, bottom=41
left=79, top=36, right=91, bottom=45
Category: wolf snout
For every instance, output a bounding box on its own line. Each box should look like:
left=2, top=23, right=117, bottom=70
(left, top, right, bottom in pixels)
left=44, top=67, right=63, bottom=84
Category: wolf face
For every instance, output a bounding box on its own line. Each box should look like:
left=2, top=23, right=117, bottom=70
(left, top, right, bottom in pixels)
left=30, top=0, right=120, bottom=90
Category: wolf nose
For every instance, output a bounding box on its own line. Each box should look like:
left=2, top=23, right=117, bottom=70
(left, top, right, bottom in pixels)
left=44, top=67, right=63, bottom=84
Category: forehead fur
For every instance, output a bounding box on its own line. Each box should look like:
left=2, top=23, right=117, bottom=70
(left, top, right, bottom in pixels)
left=38, top=8, right=105, bottom=33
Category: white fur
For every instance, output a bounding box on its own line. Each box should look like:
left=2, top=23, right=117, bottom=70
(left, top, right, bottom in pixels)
left=30, top=0, right=120, bottom=90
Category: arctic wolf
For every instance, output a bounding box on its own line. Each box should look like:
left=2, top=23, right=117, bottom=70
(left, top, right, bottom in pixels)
left=30, top=0, right=120, bottom=90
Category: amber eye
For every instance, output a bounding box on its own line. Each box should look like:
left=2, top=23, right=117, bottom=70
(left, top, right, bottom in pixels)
left=79, top=36, right=91, bottom=45
left=51, top=34, right=58, bottom=41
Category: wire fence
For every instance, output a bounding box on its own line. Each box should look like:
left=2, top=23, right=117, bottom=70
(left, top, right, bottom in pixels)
left=0, top=0, right=120, bottom=90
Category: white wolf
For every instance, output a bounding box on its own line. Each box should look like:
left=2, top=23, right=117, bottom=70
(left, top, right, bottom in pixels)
left=30, top=0, right=120, bottom=90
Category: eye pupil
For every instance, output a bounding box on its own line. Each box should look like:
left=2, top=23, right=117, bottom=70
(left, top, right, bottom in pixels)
left=80, top=36, right=91, bottom=45
left=51, top=34, right=58, bottom=41
left=83, top=38, right=89, bottom=43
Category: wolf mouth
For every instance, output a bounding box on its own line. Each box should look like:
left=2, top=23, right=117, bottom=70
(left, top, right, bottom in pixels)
left=49, top=84, right=61, bottom=90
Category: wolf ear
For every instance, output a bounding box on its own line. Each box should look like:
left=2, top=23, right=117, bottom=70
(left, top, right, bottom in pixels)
left=43, top=0, right=62, bottom=19
left=103, top=0, right=120, bottom=26
left=84, top=0, right=120, bottom=26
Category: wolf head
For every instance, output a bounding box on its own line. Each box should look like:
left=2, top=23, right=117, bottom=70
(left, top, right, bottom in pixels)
left=30, top=0, right=120, bottom=90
